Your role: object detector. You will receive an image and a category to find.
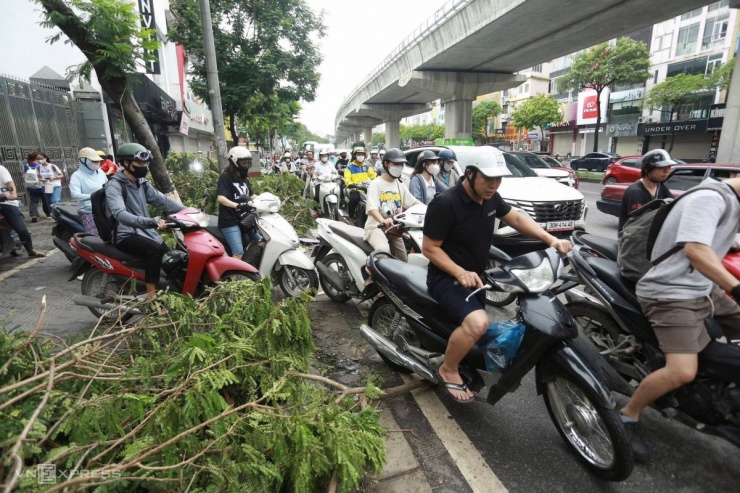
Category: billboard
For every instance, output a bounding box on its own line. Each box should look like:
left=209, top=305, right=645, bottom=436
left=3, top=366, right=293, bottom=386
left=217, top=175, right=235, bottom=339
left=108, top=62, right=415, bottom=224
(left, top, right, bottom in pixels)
left=576, top=89, right=609, bottom=125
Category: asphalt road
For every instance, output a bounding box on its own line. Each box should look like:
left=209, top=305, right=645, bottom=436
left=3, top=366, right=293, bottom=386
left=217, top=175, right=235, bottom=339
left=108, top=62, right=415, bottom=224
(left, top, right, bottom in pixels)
left=579, top=180, right=619, bottom=240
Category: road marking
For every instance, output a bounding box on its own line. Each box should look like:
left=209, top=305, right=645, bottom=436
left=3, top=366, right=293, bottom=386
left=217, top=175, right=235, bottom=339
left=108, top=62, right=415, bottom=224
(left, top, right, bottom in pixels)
left=402, top=374, right=508, bottom=493
left=0, top=249, right=58, bottom=283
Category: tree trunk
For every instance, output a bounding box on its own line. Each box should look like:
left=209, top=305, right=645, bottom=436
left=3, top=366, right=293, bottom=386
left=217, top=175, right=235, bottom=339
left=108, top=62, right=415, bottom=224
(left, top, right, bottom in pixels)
left=593, top=88, right=602, bottom=153
left=667, top=107, right=676, bottom=154
left=228, top=112, right=238, bottom=148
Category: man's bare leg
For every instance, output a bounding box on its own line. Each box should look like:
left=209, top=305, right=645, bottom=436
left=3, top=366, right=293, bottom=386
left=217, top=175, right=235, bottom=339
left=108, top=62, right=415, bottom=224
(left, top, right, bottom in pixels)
left=438, top=309, right=489, bottom=401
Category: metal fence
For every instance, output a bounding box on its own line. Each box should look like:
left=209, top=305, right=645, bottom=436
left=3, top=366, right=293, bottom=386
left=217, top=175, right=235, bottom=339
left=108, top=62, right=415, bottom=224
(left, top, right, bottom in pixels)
left=0, top=74, right=82, bottom=206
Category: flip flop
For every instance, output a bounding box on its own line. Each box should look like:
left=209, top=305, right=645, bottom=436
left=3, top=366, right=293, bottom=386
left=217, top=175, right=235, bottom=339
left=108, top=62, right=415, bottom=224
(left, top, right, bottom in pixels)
left=28, top=250, right=46, bottom=258
left=437, top=369, right=474, bottom=404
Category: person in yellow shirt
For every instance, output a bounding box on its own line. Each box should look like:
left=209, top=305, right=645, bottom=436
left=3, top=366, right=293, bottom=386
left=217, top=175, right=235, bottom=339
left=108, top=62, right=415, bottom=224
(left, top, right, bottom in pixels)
left=343, top=145, right=376, bottom=225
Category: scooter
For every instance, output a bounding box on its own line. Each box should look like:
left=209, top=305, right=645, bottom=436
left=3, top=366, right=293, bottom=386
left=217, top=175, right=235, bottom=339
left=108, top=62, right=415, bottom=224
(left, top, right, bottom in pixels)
left=206, top=192, right=318, bottom=298
left=565, top=245, right=740, bottom=449
left=50, top=203, right=85, bottom=262
left=311, top=173, right=341, bottom=221
left=362, top=249, right=633, bottom=481
left=70, top=207, right=260, bottom=320
left=312, top=206, right=429, bottom=303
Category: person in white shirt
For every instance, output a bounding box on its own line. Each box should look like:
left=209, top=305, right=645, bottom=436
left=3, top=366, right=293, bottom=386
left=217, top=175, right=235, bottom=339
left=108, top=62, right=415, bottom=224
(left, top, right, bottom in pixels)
left=364, top=148, right=421, bottom=261
left=37, top=152, right=64, bottom=205
left=0, top=163, right=45, bottom=257
left=310, top=150, right=337, bottom=201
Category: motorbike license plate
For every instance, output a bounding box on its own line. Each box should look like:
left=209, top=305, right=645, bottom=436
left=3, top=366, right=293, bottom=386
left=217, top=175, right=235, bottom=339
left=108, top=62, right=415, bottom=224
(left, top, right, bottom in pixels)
left=546, top=220, right=575, bottom=232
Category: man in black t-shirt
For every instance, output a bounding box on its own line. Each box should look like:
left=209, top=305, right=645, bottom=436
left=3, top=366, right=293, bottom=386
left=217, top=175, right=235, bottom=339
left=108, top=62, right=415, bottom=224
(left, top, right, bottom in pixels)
left=618, top=153, right=675, bottom=232
left=422, top=147, right=571, bottom=404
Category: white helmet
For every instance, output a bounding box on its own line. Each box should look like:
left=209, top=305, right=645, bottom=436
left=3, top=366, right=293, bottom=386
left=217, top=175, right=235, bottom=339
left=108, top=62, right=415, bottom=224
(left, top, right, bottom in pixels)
left=458, top=146, right=511, bottom=178
left=283, top=151, right=292, bottom=159
left=228, top=146, right=251, bottom=164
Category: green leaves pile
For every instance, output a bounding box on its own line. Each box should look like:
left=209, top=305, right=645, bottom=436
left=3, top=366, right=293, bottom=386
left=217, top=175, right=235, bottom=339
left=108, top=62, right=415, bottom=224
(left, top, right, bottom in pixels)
left=0, top=280, right=385, bottom=492
left=252, top=173, right=317, bottom=236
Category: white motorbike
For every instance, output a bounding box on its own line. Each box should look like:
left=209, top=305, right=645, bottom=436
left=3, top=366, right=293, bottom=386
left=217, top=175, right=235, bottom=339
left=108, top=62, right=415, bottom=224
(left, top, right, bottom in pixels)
left=208, top=192, right=318, bottom=297
left=312, top=204, right=427, bottom=303
left=312, top=173, right=342, bottom=221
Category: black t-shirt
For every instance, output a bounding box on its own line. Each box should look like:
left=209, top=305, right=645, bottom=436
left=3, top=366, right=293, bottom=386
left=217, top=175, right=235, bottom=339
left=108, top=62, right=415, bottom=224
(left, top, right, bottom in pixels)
left=335, top=159, right=349, bottom=171
left=618, top=180, right=672, bottom=232
left=216, top=171, right=253, bottom=229
left=424, top=183, right=512, bottom=277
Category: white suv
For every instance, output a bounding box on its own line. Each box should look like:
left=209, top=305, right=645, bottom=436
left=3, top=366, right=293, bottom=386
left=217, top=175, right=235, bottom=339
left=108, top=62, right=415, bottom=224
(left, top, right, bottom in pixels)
left=402, top=146, right=587, bottom=256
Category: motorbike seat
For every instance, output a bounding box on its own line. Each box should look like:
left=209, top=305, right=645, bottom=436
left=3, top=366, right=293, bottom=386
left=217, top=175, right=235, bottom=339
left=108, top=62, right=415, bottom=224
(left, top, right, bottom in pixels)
left=328, top=222, right=374, bottom=255
left=206, top=215, right=226, bottom=243
left=55, top=205, right=82, bottom=223
left=575, top=232, right=618, bottom=261
left=583, top=256, right=639, bottom=307
left=375, top=257, right=439, bottom=307
left=698, top=340, right=740, bottom=381
left=75, top=235, right=139, bottom=260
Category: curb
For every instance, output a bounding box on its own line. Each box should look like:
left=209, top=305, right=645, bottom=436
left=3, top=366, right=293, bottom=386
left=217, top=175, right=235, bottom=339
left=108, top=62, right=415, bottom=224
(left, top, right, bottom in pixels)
left=577, top=177, right=603, bottom=184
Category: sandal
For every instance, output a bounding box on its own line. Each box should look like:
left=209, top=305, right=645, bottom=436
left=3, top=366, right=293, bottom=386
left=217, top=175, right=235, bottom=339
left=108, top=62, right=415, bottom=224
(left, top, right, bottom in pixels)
left=28, top=250, right=46, bottom=258
left=437, top=368, right=474, bottom=404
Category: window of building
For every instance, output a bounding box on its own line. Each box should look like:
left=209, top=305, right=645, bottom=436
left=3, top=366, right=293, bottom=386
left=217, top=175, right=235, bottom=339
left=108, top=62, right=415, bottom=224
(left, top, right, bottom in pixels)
left=706, top=53, right=724, bottom=74
left=667, top=56, right=709, bottom=77
left=524, top=83, right=530, bottom=93
left=708, top=0, right=729, bottom=13
left=531, top=64, right=543, bottom=73
left=702, top=15, right=729, bottom=49
left=681, top=8, right=703, bottom=21
left=676, top=23, right=700, bottom=56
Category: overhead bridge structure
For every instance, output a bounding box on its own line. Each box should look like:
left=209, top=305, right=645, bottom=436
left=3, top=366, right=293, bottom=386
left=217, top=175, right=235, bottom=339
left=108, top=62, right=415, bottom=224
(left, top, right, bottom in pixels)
left=335, top=0, right=721, bottom=149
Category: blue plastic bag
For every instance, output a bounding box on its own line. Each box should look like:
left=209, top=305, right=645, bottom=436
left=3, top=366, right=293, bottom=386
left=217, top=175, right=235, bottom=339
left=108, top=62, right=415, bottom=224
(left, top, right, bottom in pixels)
left=477, top=321, right=525, bottom=373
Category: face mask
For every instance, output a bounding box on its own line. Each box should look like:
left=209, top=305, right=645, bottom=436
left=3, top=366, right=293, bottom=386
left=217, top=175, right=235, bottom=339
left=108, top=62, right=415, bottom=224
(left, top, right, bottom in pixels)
left=388, top=165, right=404, bottom=178
left=128, top=164, right=148, bottom=178
left=81, top=158, right=100, bottom=172
left=320, top=157, right=328, bottom=163
left=238, top=167, right=249, bottom=178
left=39, top=159, right=47, bottom=165
left=427, top=164, right=440, bottom=176
left=444, top=162, right=454, bottom=172
left=285, top=159, right=291, bottom=163
left=356, top=155, right=366, bottom=163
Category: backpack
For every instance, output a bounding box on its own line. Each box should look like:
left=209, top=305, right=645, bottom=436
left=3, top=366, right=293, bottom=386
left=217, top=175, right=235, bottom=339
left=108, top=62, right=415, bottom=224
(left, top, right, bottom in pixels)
left=24, top=167, right=41, bottom=188
left=617, top=182, right=733, bottom=282
left=90, top=181, right=128, bottom=242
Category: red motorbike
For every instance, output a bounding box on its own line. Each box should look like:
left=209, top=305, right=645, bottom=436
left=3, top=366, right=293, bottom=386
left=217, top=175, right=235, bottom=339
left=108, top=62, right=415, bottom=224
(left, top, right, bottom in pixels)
left=70, top=207, right=260, bottom=320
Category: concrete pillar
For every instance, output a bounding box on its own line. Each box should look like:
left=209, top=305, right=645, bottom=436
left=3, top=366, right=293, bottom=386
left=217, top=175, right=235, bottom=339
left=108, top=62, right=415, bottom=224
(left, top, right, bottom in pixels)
left=362, top=127, right=373, bottom=145
left=716, top=55, right=740, bottom=163
left=444, top=99, right=473, bottom=139
left=385, top=120, right=400, bottom=149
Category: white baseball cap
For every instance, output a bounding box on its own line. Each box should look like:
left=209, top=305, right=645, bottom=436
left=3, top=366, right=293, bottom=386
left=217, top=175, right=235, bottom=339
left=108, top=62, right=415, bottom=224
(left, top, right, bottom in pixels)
left=79, top=147, right=103, bottom=162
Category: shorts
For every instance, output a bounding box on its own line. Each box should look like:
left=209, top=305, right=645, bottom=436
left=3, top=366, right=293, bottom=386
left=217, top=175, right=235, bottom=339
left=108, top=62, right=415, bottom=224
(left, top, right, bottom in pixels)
left=427, top=271, right=486, bottom=326
left=638, top=286, right=740, bottom=354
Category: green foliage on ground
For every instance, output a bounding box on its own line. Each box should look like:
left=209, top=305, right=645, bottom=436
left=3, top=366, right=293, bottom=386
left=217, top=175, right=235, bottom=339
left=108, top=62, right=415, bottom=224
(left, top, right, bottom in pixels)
left=0, top=280, right=385, bottom=492
left=252, top=173, right=318, bottom=236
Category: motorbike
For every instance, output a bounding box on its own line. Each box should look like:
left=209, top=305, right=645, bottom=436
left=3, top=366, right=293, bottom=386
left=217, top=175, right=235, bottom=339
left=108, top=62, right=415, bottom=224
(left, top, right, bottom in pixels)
left=205, top=192, right=318, bottom=298
left=69, top=206, right=260, bottom=320
left=362, top=248, right=634, bottom=481
left=51, top=203, right=85, bottom=262
left=311, top=173, right=342, bottom=221
left=565, top=245, right=740, bottom=449
left=312, top=206, right=429, bottom=303
left=342, top=183, right=368, bottom=228
left=0, top=187, right=22, bottom=258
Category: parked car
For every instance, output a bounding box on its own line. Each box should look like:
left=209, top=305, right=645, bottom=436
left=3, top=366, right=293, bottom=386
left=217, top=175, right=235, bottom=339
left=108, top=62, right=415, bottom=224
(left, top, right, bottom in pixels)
left=539, top=155, right=579, bottom=189
left=509, top=151, right=576, bottom=187
left=569, top=152, right=621, bottom=172
left=601, top=155, right=643, bottom=184
left=596, top=164, right=740, bottom=216
left=403, top=146, right=587, bottom=256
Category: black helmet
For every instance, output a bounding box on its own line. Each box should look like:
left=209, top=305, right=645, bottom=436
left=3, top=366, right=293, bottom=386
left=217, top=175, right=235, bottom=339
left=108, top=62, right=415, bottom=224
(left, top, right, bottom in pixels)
left=417, top=150, right=439, bottom=165
left=641, top=150, right=677, bottom=177
left=438, top=149, right=457, bottom=161
left=382, top=148, right=407, bottom=164
left=161, top=250, right=188, bottom=276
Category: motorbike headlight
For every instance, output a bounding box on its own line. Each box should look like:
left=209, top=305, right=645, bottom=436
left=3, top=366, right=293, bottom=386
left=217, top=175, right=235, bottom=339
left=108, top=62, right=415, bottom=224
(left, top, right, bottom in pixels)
left=186, top=211, right=210, bottom=228
left=509, top=257, right=555, bottom=292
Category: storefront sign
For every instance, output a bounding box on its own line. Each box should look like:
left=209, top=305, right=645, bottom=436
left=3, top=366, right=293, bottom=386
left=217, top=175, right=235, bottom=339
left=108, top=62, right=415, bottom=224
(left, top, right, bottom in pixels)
left=138, top=0, right=160, bottom=74
left=579, top=125, right=605, bottom=134
left=504, top=126, right=527, bottom=141
left=609, top=88, right=644, bottom=103
left=606, top=122, right=638, bottom=137
left=527, top=132, right=540, bottom=139
left=185, top=101, right=214, bottom=133
left=707, top=104, right=725, bottom=132
left=637, top=120, right=708, bottom=136
left=434, top=138, right=474, bottom=146
left=576, top=89, right=609, bottom=125
left=179, top=112, right=190, bottom=135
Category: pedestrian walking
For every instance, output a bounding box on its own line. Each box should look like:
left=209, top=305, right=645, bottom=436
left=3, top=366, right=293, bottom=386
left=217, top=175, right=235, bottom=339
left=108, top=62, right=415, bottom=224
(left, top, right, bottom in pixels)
left=23, top=151, right=50, bottom=222
left=37, top=152, right=63, bottom=205
left=69, top=147, right=107, bottom=235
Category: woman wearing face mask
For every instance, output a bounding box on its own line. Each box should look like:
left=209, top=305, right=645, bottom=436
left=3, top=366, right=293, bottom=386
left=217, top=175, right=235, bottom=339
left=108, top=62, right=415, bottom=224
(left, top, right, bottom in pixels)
left=217, top=146, right=260, bottom=261
left=69, top=147, right=108, bottom=235
left=437, top=149, right=460, bottom=187
left=364, top=148, right=421, bottom=261
left=409, top=150, right=448, bottom=205
left=37, top=152, right=64, bottom=205
left=312, top=150, right=336, bottom=202
left=106, top=143, right=185, bottom=307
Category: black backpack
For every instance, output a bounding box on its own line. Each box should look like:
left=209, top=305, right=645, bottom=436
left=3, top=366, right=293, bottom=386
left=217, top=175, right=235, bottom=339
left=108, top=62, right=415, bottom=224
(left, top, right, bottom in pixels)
left=90, top=182, right=128, bottom=242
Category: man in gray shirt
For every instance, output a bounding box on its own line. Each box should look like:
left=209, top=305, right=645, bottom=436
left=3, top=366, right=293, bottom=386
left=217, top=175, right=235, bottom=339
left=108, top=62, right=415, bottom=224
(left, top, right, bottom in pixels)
left=621, top=178, right=740, bottom=459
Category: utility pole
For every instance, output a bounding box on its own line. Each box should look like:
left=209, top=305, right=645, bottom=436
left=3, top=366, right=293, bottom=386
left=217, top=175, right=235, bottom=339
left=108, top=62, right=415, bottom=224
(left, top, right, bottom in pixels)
left=198, top=0, right=228, bottom=169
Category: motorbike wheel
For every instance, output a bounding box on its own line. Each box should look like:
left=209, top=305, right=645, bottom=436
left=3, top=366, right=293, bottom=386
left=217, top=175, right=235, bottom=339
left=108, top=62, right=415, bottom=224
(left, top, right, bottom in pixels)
left=485, top=259, right=516, bottom=307
left=543, top=374, right=633, bottom=481
left=80, top=269, right=137, bottom=322
left=279, top=266, right=319, bottom=297
left=327, top=202, right=340, bottom=222
left=318, top=253, right=351, bottom=303
left=368, top=297, right=413, bottom=373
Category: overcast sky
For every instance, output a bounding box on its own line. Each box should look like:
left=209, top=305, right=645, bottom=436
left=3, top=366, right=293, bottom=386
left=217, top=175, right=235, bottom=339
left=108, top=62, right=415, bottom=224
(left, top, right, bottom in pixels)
left=0, top=0, right=446, bottom=136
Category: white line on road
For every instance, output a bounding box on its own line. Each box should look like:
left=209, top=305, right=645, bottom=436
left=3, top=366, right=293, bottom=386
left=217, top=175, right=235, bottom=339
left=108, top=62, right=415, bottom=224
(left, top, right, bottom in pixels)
left=402, top=374, right=508, bottom=493
left=0, top=249, right=58, bottom=283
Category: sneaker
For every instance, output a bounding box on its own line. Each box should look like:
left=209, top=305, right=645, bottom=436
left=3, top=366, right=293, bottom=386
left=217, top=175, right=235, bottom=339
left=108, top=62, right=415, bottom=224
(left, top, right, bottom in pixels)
left=620, top=414, right=650, bottom=462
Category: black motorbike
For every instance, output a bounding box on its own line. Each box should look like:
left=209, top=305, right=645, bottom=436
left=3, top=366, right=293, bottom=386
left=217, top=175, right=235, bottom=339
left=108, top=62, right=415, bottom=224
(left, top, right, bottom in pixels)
left=566, top=245, right=740, bottom=449
left=362, top=248, right=634, bottom=481
left=50, top=203, right=85, bottom=262
left=343, top=183, right=368, bottom=227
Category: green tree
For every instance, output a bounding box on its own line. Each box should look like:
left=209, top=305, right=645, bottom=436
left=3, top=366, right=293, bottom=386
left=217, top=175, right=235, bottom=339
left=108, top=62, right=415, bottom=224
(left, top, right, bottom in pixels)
left=708, top=58, right=735, bottom=94
left=371, top=132, right=385, bottom=147
left=646, top=74, right=712, bottom=153
left=511, top=94, right=560, bottom=149
left=558, top=38, right=651, bottom=152
left=170, top=0, right=325, bottom=147
left=37, top=0, right=178, bottom=196
left=472, top=101, right=502, bottom=143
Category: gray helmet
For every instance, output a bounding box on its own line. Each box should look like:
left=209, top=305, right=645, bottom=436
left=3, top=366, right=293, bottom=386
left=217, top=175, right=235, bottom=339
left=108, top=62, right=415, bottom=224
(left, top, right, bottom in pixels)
left=117, top=142, right=151, bottom=163
left=438, top=149, right=457, bottom=161
left=641, top=150, right=677, bottom=177
left=417, top=150, right=439, bottom=165
left=382, top=148, right=407, bottom=164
